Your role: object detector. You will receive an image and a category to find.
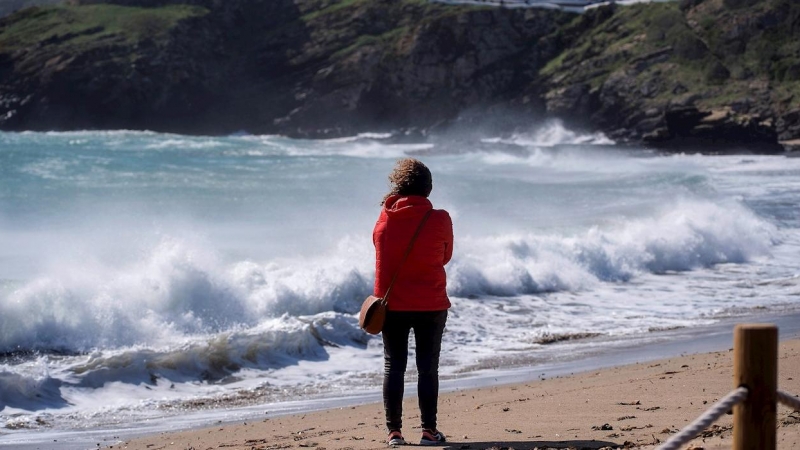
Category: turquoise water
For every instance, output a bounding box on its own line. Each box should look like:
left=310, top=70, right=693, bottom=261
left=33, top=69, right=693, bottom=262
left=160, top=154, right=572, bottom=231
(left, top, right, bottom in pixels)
left=0, top=125, right=798, bottom=440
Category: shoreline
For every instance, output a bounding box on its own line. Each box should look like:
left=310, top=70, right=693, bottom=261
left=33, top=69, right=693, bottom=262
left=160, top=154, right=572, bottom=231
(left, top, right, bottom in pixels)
left=2, top=312, right=800, bottom=449
left=115, top=336, right=800, bottom=450
left=0, top=129, right=795, bottom=156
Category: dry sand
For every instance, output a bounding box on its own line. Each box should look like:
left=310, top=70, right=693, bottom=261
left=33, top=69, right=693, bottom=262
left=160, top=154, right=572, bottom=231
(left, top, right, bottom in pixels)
left=114, top=339, right=800, bottom=450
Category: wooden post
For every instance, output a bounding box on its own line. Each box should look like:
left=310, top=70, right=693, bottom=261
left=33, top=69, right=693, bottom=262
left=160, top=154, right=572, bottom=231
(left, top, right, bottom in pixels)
left=733, top=323, right=778, bottom=450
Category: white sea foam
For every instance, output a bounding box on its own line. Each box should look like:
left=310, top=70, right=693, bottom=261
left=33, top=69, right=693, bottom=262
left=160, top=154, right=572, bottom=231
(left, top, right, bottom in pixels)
left=144, top=139, right=229, bottom=150
left=18, top=158, right=79, bottom=180
left=37, top=130, right=160, bottom=137
left=448, top=198, right=776, bottom=297
left=318, top=132, right=394, bottom=143
left=482, top=120, right=615, bottom=148
left=221, top=134, right=429, bottom=158
left=0, top=237, right=373, bottom=354
left=0, top=197, right=777, bottom=358
left=0, top=364, right=67, bottom=413
left=281, top=140, right=431, bottom=158
left=2, top=129, right=800, bottom=436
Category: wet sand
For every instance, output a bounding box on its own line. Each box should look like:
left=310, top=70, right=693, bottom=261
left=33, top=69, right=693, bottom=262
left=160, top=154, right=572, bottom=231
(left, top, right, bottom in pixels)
left=114, top=338, right=800, bottom=450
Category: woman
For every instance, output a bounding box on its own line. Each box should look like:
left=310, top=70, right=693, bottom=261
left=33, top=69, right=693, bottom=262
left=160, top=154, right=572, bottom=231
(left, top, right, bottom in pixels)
left=373, top=158, right=453, bottom=446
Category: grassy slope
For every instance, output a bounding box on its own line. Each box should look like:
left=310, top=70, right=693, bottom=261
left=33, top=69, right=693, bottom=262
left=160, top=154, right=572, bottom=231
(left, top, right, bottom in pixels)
left=1, top=0, right=796, bottom=137
left=0, top=4, right=208, bottom=55
left=539, top=0, right=800, bottom=113
left=295, top=0, right=486, bottom=64
left=541, top=3, right=717, bottom=87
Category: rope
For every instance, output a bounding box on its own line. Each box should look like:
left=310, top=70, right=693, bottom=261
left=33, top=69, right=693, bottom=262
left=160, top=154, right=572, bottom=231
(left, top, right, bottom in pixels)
left=778, top=390, right=800, bottom=411
left=655, top=386, right=748, bottom=450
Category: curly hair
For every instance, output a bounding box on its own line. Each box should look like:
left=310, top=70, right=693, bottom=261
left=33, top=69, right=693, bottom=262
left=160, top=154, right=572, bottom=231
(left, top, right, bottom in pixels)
left=382, top=158, right=433, bottom=205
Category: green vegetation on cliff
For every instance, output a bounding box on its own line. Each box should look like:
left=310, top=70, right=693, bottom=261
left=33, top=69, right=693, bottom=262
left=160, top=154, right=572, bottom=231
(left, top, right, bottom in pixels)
left=0, top=0, right=798, bottom=147
left=0, top=2, right=214, bottom=133
left=543, top=2, right=719, bottom=97
left=541, top=0, right=800, bottom=85
left=0, top=4, right=207, bottom=54
left=295, top=0, right=485, bottom=63
left=538, top=0, right=800, bottom=146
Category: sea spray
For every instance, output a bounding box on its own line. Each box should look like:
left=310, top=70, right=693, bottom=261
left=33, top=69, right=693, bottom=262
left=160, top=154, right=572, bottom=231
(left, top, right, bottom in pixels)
left=0, top=237, right=374, bottom=354
left=1, top=197, right=775, bottom=355
left=1, top=130, right=799, bottom=436
left=448, top=198, right=776, bottom=297
left=481, top=119, right=615, bottom=148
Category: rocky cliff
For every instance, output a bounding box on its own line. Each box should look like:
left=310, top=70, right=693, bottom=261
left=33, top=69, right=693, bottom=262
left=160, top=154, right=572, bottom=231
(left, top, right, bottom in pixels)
left=0, top=0, right=798, bottom=150
left=536, top=0, right=800, bottom=151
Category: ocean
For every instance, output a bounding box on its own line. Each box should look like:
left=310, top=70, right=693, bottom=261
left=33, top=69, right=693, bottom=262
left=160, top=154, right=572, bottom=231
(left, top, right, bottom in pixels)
left=1, top=123, right=799, bottom=447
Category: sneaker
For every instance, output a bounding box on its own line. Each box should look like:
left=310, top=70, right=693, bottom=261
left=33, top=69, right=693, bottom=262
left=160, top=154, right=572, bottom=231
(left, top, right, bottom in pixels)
left=387, top=430, right=405, bottom=446
left=419, top=429, right=446, bottom=446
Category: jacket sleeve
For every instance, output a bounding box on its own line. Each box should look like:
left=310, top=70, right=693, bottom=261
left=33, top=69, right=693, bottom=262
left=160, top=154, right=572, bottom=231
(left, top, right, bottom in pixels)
left=373, top=213, right=385, bottom=296
left=441, top=211, right=453, bottom=265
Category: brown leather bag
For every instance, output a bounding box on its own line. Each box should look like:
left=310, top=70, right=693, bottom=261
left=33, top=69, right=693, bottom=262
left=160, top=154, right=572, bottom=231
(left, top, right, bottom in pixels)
left=359, top=210, right=432, bottom=334
left=358, top=295, right=387, bottom=334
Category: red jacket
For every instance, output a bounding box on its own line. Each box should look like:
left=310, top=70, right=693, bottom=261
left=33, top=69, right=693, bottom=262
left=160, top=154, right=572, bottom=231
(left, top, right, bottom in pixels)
left=373, top=195, right=453, bottom=311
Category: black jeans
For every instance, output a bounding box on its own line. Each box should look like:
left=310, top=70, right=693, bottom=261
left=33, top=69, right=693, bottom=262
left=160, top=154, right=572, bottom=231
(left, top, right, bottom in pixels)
left=382, top=309, right=448, bottom=432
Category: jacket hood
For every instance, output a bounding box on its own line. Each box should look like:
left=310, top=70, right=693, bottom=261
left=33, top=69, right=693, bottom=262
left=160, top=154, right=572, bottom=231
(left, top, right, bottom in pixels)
left=383, top=195, right=433, bottom=218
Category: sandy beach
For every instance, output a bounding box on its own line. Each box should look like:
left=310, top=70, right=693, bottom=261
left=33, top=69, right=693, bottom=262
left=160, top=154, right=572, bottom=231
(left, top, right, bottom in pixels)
left=114, top=338, right=800, bottom=450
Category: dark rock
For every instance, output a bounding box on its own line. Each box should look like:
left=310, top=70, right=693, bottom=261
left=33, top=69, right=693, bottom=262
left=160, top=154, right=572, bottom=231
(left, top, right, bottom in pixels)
left=0, top=0, right=796, bottom=152
left=777, top=109, right=800, bottom=141
left=639, top=77, right=660, bottom=98
left=671, top=83, right=688, bottom=95
left=730, top=98, right=752, bottom=113
left=673, top=34, right=708, bottom=61
left=723, top=0, right=760, bottom=9
left=637, top=116, right=667, bottom=135
left=706, top=61, right=731, bottom=84
left=631, top=46, right=673, bottom=71
left=679, top=0, right=705, bottom=11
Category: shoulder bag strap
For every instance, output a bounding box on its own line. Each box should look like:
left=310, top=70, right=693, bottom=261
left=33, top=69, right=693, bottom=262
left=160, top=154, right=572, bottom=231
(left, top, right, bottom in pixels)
left=382, top=209, right=433, bottom=303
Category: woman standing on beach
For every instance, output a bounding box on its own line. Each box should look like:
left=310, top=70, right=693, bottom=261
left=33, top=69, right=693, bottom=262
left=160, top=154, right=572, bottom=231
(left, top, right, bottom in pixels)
left=373, top=158, right=453, bottom=446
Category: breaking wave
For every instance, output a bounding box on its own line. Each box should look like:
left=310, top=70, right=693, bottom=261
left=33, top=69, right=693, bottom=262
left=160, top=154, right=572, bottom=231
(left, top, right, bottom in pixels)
left=0, top=198, right=776, bottom=356
left=448, top=199, right=777, bottom=296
